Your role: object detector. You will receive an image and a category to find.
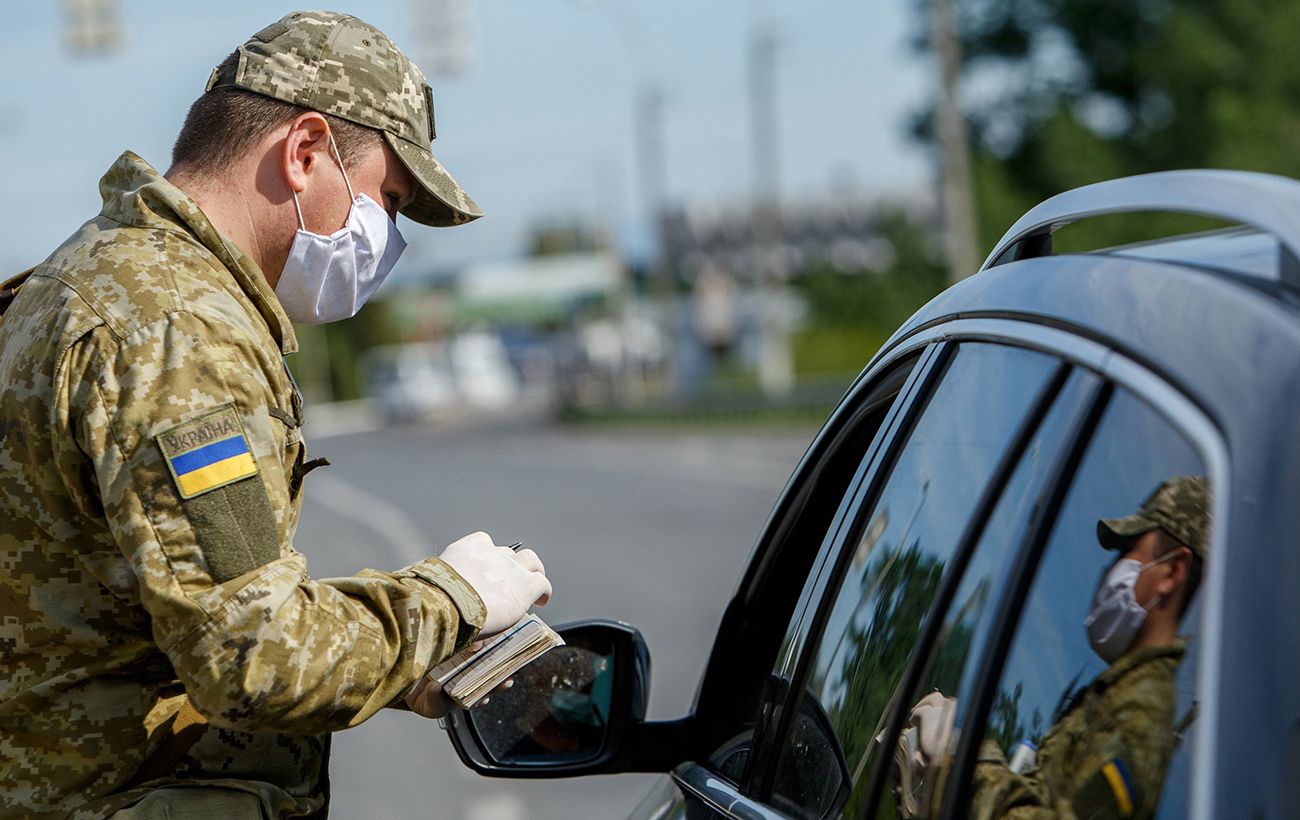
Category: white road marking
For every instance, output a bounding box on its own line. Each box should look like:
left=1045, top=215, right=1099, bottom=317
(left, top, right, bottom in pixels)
left=532, top=435, right=806, bottom=492
left=465, top=793, right=527, bottom=820
left=303, top=472, right=428, bottom=565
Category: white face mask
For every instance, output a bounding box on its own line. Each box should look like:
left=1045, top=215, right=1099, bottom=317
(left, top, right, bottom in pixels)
left=275, top=135, right=408, bottom=325
left=1084, top=551, right=1175, bottom=663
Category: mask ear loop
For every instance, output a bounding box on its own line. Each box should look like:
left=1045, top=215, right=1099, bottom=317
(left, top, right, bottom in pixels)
left=1137, top=549, right=1178, bottom=574
left=284, top=119, right=309, bottom=231
left=288, top=127, right=356, bottom=231
left=1136, top=548, right=1179, bottom=611
left=327, top=132, right=357, bottom=202
left=290, top=188, right=306, bottom=231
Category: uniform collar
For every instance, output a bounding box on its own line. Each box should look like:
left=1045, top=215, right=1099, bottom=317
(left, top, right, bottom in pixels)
left=98, top=151, right=298, bottom=355
left=1097, top=636, right=1189, bottom=688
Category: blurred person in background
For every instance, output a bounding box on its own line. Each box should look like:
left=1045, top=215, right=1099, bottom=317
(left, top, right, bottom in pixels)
left=0, top=11, right=551, bottom=818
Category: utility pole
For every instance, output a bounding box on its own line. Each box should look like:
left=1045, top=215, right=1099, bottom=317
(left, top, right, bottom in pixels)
left=410, top=0, right=477, bottom=79
left=64, top=0, right=122, bottom=56
left=635, top=83, right=671, bottom=291
left=749, top=23, right=794, bottom=398
left=927, top=0, right=980, bottom=281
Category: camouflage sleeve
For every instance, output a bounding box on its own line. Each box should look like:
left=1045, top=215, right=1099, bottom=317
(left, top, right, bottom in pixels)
left=57, top=311, right=484, bottom=734
left=1067, top=667, right=1177, bottom=820
left=968, top=739, right=1062, bottom=820
left=968, top=661, right=1178, bottom=820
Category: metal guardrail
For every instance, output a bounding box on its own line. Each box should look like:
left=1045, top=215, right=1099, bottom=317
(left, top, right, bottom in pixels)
left=981, top=169, right=1300, bottom=289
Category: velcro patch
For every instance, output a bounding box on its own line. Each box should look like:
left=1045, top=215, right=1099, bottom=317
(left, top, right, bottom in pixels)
left=158, top=406, right=259, bottom=499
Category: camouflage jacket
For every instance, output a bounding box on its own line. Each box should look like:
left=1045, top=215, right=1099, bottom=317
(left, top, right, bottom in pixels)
left=0, top=152, right=485, bottom=819
left=969, top=640, right=1188, bottom=820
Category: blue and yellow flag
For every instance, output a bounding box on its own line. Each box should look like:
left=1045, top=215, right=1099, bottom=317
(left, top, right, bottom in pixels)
left=1100, top=758, right=1135, bottom=817
left=158, top=406, right=259, bottom=499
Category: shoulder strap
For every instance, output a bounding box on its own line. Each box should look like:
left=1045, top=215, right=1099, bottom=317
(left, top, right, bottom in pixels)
left=1173, top=699, right=1198, bottom=743
left=0, top=268, right=34, bottom=318
left=123, top=696, right=210, bottom=787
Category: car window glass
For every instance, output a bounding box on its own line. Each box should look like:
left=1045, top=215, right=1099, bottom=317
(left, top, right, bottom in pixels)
left=769, top=343, right=1060, bottom=819
left=770, top=359, right=922, bottom=680
left=707, top=355, right=921, bottom=785
left=869, top=369, right=1095, bottom=819
left=953, top=389, right=1208, bottom=820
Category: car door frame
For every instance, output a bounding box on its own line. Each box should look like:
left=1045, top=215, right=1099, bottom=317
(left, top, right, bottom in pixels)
left=667, top=338, right=951, bottom=819
left=925, top=322, right=1230, bottom=820
left=714, top=316, right=1229, bottom=820
left=741, top=337, right=1089, bottom=814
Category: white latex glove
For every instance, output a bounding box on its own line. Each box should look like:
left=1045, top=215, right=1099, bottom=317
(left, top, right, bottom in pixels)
left=437, top=531, right=552, bottom=636
left=908, top=691, right=957, bottom=774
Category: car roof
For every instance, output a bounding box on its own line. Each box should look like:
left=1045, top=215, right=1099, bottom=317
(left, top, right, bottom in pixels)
left=885, top=238, right=1300, bottom=424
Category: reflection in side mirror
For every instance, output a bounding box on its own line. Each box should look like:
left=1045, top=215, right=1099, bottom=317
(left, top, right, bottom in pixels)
left=471, top=645, right=613, bottom=765
left=445, top=619, right=651, bottom=778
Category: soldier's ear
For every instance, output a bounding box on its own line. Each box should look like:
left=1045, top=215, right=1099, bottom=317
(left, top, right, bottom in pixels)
left=281, top=113, right=331, bottom=192
left=1162, top=546, right=1193, bottom=595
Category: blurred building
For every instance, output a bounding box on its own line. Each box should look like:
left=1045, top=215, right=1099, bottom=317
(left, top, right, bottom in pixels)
left=660, top=196, right=908, bottom=284
left=455, top=251, right=626, bottom=325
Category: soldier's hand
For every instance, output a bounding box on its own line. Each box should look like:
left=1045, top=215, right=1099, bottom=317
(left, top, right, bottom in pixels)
left=438, top=532, right=552, bottom=636
left=405, top=674, right=455, bottom=719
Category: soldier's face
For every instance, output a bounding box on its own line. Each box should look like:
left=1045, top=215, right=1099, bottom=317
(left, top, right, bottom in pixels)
left=340, top=139, right=417, bottom=225
left=299, top=138, right=415, bottom=235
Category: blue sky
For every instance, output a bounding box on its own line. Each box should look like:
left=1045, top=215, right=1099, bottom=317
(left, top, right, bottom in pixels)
left=0, top=1, right=932, bottom=279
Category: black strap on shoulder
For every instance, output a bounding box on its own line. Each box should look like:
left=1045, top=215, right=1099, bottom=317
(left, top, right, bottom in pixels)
left=1173, top=699, right=1198, bottom=743
left=0, top=268, right=34, bottom=318
left=123, top=696, right=210, bottom=788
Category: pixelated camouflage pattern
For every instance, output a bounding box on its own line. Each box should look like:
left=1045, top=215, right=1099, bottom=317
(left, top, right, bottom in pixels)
left=0, top=151, right=484, bottom=819
left=207, top=10, right=483, bottom=227
left=1097, top=475, right=1211, bottom=557
left=968, top=640, right=1188, bottom=820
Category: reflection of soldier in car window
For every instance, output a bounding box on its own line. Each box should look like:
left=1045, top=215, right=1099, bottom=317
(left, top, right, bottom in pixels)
left=970, top=475, right=1209, bottom=820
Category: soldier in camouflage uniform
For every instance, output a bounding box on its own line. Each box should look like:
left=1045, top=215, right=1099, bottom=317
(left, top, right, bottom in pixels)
left=969, top=476, right=1210, bottom=820
left=0, top=11, right=551, bottom=818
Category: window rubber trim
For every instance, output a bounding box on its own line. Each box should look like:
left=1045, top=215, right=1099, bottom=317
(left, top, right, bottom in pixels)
left=852, top=361, right=1077, bottom=818
left=764, top=353, right=930, bottom=680
left=772, top=348, right=937, bottom=679
left=748, top=341, right=958, bottom=806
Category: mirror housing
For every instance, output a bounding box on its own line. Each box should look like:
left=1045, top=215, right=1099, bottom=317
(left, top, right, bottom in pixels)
left=443, top=618, right=661, bottom=777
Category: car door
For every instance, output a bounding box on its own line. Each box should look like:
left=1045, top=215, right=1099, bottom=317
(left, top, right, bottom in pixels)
left=746, top=341, right=1089, bottom=819
left=647, top=339, right=1089, bottom=819
left=627, top=344, right=938, bottom=820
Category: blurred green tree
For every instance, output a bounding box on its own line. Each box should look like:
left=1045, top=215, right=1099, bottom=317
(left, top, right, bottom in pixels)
left=790, top=207, right=947, bottom=376
left=915, top=0, right=1300, bottom=251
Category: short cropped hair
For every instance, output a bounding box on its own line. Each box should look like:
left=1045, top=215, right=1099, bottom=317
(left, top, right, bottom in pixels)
left=171, top=50, right=381, bottom=178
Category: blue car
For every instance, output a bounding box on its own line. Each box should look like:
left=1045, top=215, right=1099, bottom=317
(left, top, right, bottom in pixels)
left=445, top=171, right=1300, bottom=820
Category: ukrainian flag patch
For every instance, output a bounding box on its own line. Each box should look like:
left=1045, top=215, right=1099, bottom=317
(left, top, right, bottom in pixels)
left=158, top=406, right=259, bottom=499
left=1100, top=758, right=1135, bottom=817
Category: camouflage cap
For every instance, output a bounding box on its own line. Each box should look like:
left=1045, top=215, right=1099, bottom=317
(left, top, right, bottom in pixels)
left=1096, top=475, right=1211, bottom=557
left=206, top=10, right=483, bottom=227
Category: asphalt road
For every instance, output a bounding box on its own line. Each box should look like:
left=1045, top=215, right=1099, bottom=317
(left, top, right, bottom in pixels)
left=292, top=420, right=816, bottom=819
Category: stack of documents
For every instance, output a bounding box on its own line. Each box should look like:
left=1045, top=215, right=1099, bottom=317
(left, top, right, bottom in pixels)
left=427, top=614, right=564, bottom=708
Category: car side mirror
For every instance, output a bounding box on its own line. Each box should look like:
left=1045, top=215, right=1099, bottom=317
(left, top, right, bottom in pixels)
left=443, top=618, right=651, bottom=777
